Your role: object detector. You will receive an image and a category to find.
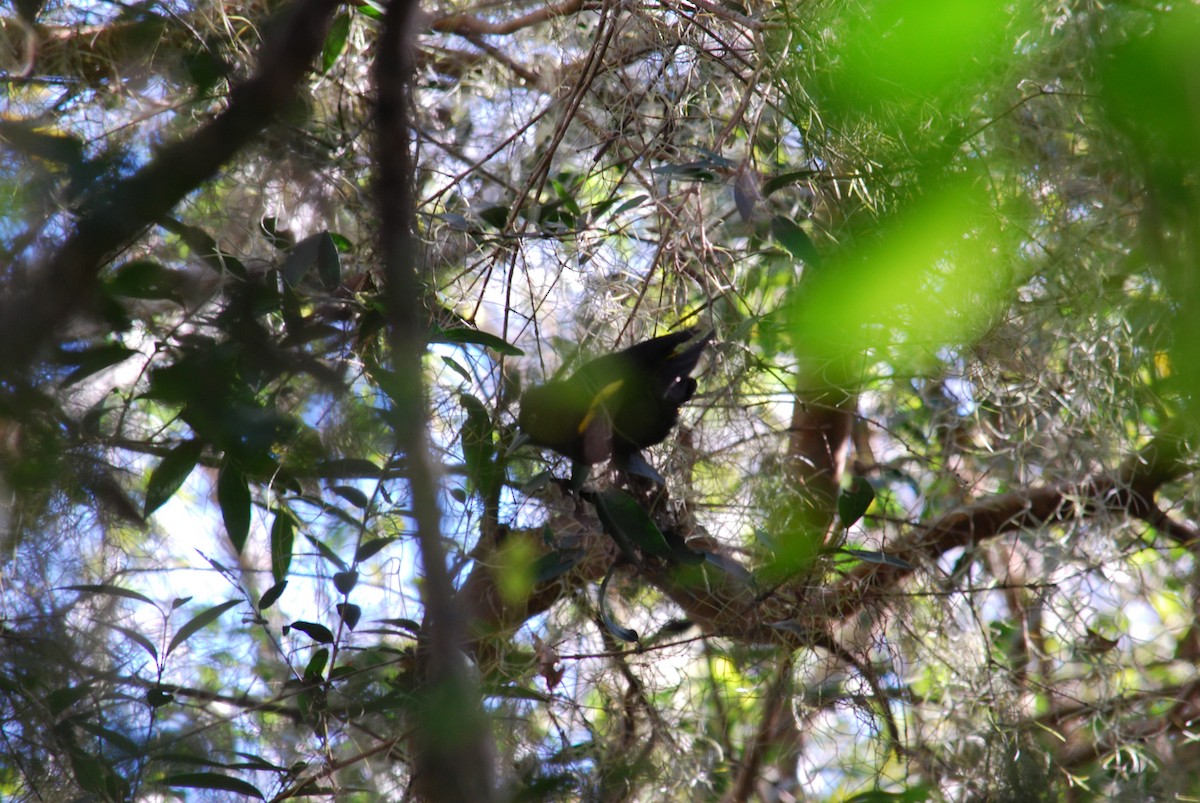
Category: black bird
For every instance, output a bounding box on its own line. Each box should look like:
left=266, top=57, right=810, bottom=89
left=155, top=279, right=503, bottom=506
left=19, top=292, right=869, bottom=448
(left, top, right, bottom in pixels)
left=515, top=328, right=713, bottom=478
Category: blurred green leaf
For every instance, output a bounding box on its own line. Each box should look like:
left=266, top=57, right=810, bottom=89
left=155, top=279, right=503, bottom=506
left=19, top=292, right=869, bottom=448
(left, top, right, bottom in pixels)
left=337, top=602, right=361, bottom=629
left=259, top=580, right=287, bottom=611
left=270, top=508, right=295, bottom=583
left=61, top=583, right=156, bottom=606
left=789, top=180, right=1013, bottom=382
left=289, top=620, right=335, bottom=644
left=166, top=600, right=240, bottom=657
left=321, top=12, right=352, bottom=74
left=432, top=326, right=523, bottom=356
left=162, top=772, right=264, bottom=800
left=218, top=462, right=251, bottom=553
left=333, top=570, right=358, bottom=595
left=594, top=488, right=671, bottom=560
left=599, top=563, right=638, bottom=643
left=838, top=476, right=875, bottom=528
left=355, top=537, right=394, bottom=562
left=144, top=440, right=202, bottom=517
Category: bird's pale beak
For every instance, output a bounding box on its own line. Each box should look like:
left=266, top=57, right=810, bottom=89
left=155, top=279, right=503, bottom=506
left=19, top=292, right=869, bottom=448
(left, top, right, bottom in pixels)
left=507, top=431, right=532, bottom=453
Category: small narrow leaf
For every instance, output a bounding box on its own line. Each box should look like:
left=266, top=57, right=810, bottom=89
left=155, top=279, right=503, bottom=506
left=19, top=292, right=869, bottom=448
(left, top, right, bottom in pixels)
left=337, top=602, right=361, bottom=629
left=218, top=462, right=251, bottom=554
left=305, top=648, right=329, bottom=680
left=377, top=617, right=421, bottom=634
left=161, top=772, right=264, bottom=800
left=289, top=620, right=335, bottom=644
left=258, top=580, right=288, bottom=611
left=598, top=564, right=638, bottom=643
left=331, top=484, right=369, bottom=509
left=144, top=440, right=202, bottom=516
left=316, top=230, right=341, bottom=287
left=166, top=600, right=240, bottom=657
left=304, top=534, right=348, bottom=571
left=430, top=327, right=523, bottom=356
left=839, top=548, right=913, bottom=570
left=270, top=509, right=295, bottom=583
left=59, top=344, right=139, bottom=387
left=771, top=215, right=821, bottom=265
left=838, top=476, right=876, bottom=529
left=100, top=621, right=158, bottom=662
left=320, top=12, right=352, bottom=74
left=594, top=488, right=671, bottom=559
left=332, top=570, right=358, bottom=595
left=60, top=584, right=156, bottom=606
left=533, top=548, right=584, bottom=585
left=354, top=537, right=394, bottom=562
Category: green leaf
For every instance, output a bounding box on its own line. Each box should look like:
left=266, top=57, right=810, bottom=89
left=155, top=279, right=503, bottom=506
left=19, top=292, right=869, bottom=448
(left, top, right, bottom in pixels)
left=58, top=343, right=139, bottom=387
left=288, top=620, right=335, bottom=644
left=161, top=772, right=264, bottom=800
left=478, top=205, right=510, bottom=228
left=606, top=194, right=648, bottom=217
left=330, top=484, right=369, bottom=509
left=99, top=621, right=158, bottom=662
left=60, top=583, right=156, bottom=606
left=316, top=230, right=341, bottom=288
left=271, top=508, right=295, bottom=583
left=327, top=231, right=353, bottom=251
left=594, top=488, right=672, bottom=559
left=770, top=216, right=821, bottom=265
left=259, top=216, right=292, bottom=249
left=48, top=684, right=93, bottom=716
left=258, top=580, right=287, bottom=611
left=378, top=617, right=420, bottom=634
left=144, top=439, right=202, bottom=517
left=333, top=570, right=358, bottom=595
left=321, top=12, right=352, bottom=73
left=355, top=537, right=394, bottom=562
left=762, top=168, right=819, bottom=197
left=76, top=719, right=140, bottom=756
left=317, top=457, right=381, bottom=477
left=107, top=260, right=183, bottom=300
left=431, top=326, right=523, bottom=356
left=533, top=548, right=584, bottom=584
left=159, top=217, right=247, bottom=278
left=838, top=476, right=876, bottom=528
left=337, top=602, right=361, bottom=629
left=305, top=533, right=348, bottom=571
left=839, top=548, right=913, bottom=570
left=357, top=0, right=384, bottom=19
left=218, top=462, right=251, bottom=553
left=441, top=354, right=473, bottom=383
left=598, top=563, right=638, bottom=643
left=460, top=393, right=502, bottom=499
left=166, top=600, right=240, bottom=657
left=70, top=748, right=124, bottom=800
left=305, top=648, right=329, bottom=680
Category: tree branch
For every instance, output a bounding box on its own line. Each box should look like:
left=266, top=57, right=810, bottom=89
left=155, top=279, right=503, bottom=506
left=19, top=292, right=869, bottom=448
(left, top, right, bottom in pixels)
left=431, top=0, right=588, bottom=37
left=0, top=0, right=340, bottom=378
left=376, top=1, right=497, bottom=799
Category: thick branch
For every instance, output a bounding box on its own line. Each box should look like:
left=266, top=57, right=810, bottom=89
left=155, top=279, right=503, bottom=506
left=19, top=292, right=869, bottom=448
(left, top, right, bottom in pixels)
left=430, top=0, right=588, bottom=37
left=0, top=0, right=339, bottom=378
left=824, top=428, right=1194, bottom=622
left=376, top=1, right=497, bottom=799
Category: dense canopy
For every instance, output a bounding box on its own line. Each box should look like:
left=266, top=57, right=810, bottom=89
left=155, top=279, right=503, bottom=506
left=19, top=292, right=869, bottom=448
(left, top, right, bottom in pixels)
left=2, top=0, right=1200, bottom=800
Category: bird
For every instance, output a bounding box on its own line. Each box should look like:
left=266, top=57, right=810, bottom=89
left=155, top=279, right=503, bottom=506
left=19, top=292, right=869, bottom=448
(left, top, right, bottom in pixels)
left=514, top=328, right=713, bottom=480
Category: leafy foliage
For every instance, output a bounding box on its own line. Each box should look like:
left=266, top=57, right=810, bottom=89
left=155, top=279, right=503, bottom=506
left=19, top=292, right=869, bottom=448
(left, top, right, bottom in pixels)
left=0, top=1, right=1198, bottom=801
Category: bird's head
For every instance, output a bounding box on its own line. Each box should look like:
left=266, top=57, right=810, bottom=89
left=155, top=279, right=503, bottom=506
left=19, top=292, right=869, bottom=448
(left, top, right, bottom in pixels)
left=514, top=382, right=567, bottom=449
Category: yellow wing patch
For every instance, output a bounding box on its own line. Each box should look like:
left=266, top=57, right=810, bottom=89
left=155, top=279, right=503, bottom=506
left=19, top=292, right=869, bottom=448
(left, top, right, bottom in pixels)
left=577, top=379, right=624, bottom=434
